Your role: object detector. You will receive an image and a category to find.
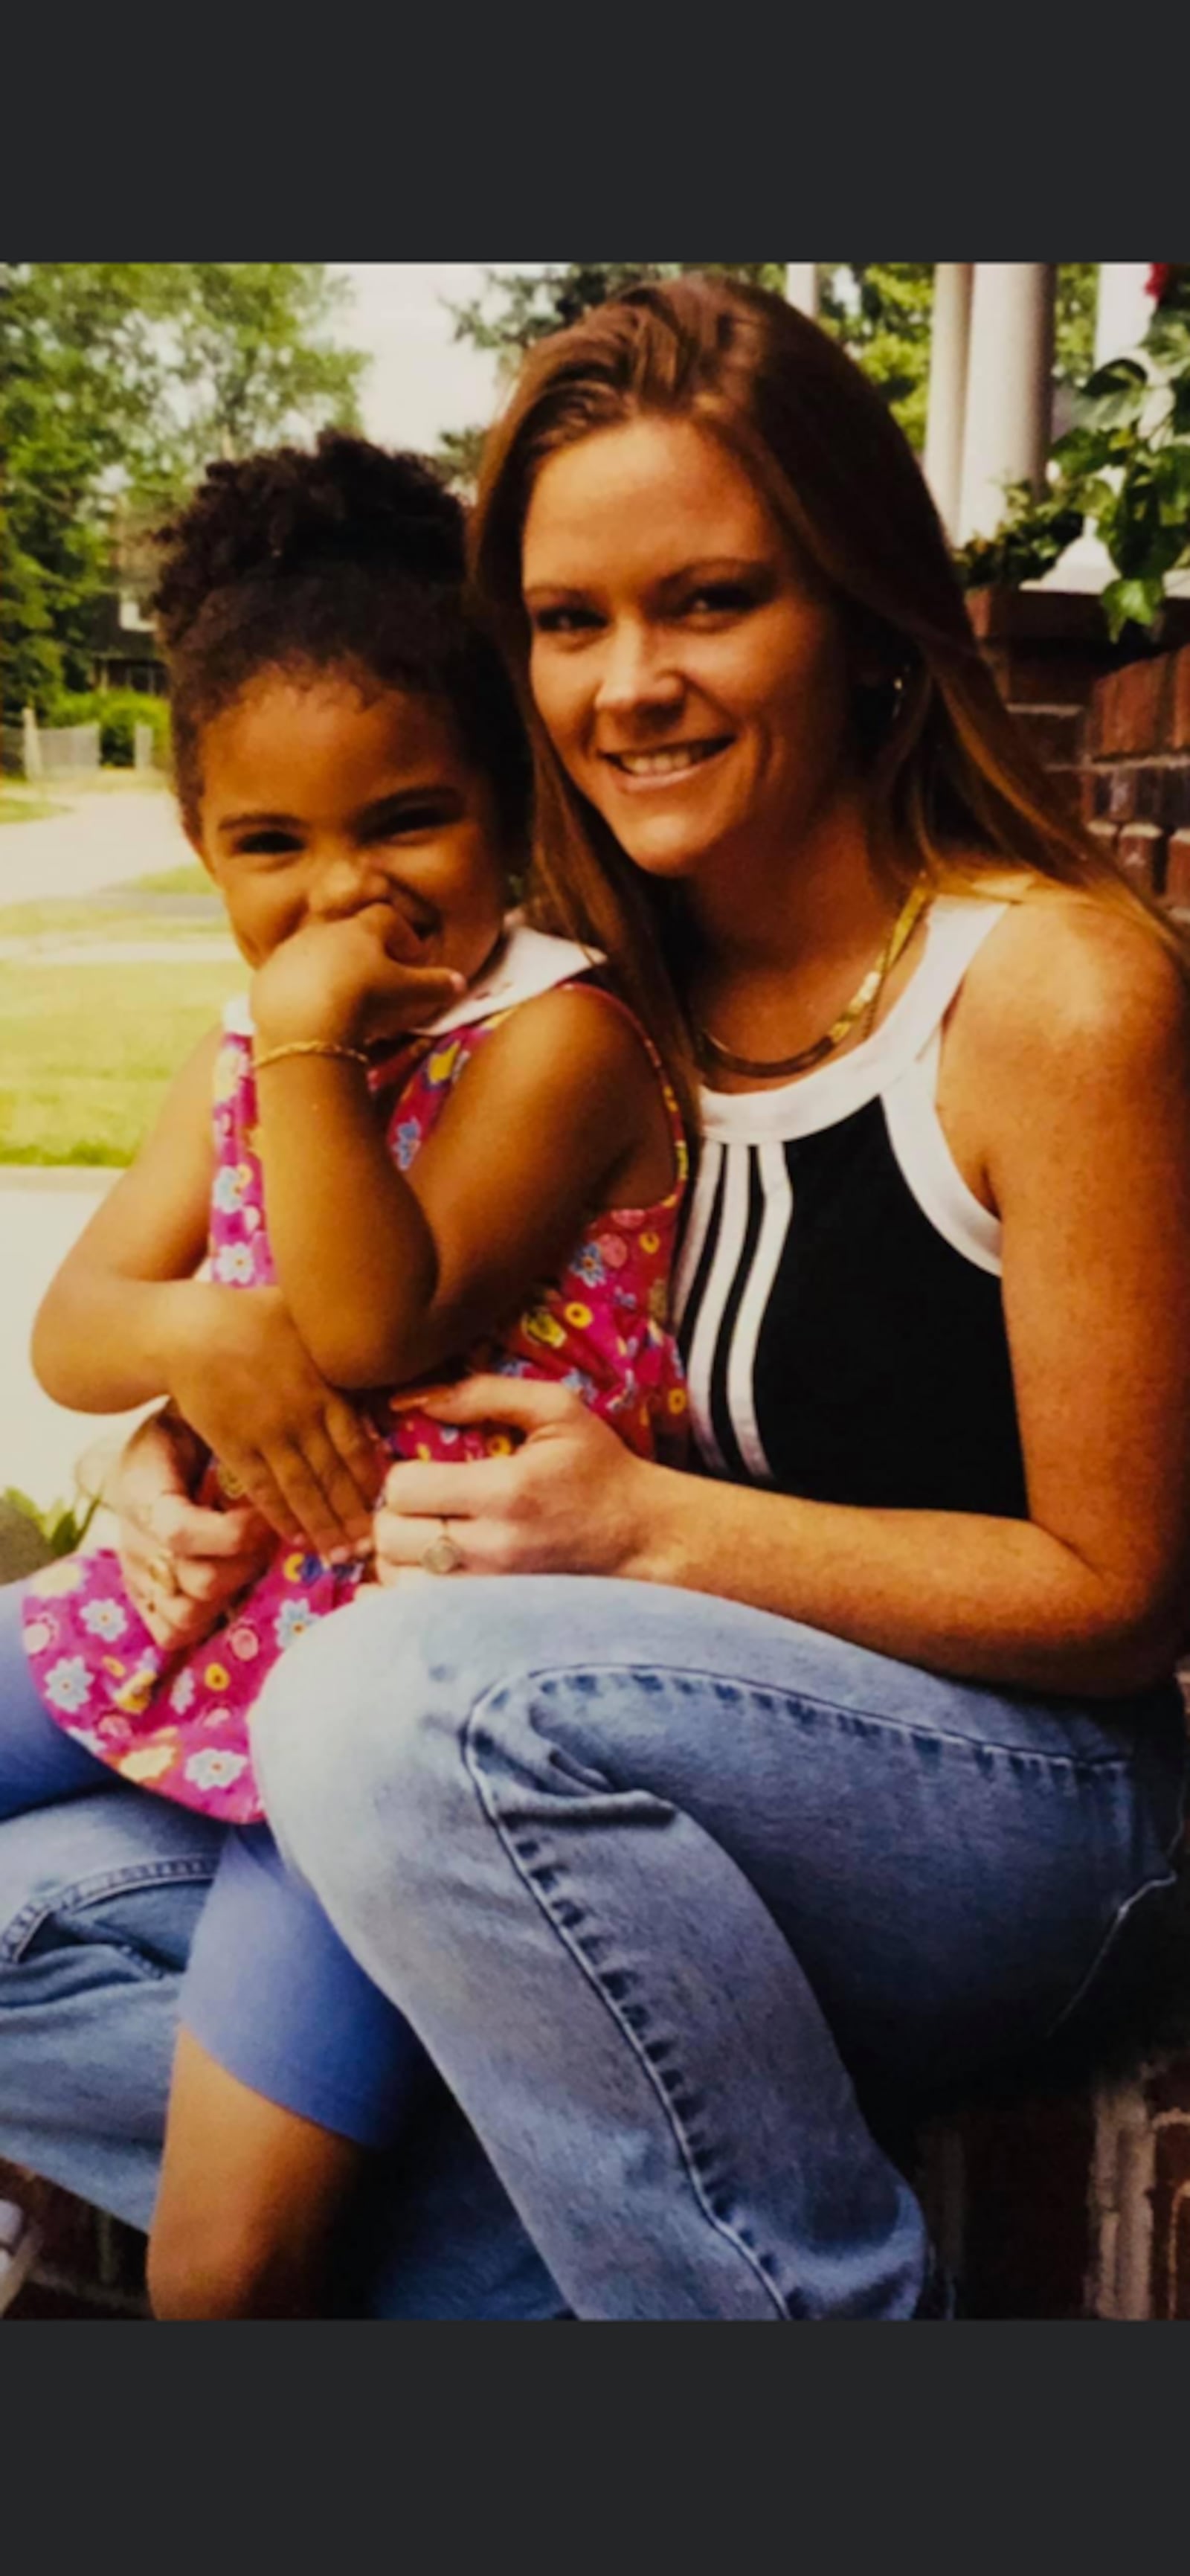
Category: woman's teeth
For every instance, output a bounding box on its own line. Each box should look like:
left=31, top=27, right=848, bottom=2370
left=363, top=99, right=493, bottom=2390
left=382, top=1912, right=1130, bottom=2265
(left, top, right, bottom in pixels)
left=609, top=740, right=727, bottom=777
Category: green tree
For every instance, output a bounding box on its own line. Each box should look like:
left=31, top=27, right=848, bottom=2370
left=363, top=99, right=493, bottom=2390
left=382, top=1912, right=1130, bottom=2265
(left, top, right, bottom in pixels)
left=1, top=263, right=367, bottom=719
left=147, top=264, right=366, bottom=484
left=817, top=264, right=935, bottom=448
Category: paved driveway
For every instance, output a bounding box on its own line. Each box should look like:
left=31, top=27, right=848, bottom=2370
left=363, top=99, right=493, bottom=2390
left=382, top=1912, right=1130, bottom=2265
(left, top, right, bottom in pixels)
left=0, top=787, right=195, bottom=904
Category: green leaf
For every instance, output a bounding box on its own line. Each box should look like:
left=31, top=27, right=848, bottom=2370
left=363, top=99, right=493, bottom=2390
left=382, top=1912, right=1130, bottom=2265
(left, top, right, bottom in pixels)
left=1074, top=359, right=1151, bottom=431
left=1101, top=575, right=1165, bottom=639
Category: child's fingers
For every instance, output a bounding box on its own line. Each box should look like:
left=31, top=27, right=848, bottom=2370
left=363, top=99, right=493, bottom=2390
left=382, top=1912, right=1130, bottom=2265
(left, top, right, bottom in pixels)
left=247, top=1437, right=369, bottom=1561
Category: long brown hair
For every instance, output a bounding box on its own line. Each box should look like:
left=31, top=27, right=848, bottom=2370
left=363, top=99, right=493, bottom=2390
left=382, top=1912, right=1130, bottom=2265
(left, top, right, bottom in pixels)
left=470, top=272, right=1185, bottom=1117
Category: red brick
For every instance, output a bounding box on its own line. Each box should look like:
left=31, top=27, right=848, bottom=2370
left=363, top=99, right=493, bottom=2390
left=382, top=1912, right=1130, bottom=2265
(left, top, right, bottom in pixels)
left=1009, top=704, right=1086, bottom=766
left=1092, top=659, right=1171, bottom=757
left=1145, top=2063, right=1190, bottom=2320
left=1117, top=822, right=1165, bottom=892
left=1171, top=647, right=1190, bottom=752
left=1165, top=829, right=1190, bottom=909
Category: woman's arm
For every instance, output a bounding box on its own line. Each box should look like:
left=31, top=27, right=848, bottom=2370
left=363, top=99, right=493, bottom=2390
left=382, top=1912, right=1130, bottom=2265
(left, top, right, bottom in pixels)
left=255, top=981, right=674, bottom=1391
left=373, top=908, right=1190, bottom=1697
left=31, top=1031, right=383, bottom=1555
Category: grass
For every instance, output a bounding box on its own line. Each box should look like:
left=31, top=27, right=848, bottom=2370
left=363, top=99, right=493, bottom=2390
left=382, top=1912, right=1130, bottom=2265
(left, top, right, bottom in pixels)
left=0, top=955, right=245, bottom=1164
left=0, top=899, right=227, bottom=944
left=131, top=862, right=210, bottom=897
left=0, top=783, right=69, bottom=826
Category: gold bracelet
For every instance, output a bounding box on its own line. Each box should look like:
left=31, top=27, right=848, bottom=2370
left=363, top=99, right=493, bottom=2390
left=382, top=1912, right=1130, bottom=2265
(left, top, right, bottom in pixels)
left=253, top=1038, right=371, bottom=1073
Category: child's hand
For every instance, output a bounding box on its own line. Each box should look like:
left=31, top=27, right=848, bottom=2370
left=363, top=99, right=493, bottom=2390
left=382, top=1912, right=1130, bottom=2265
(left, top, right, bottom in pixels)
left=251, top=908, right=465, bottom=1053
left=162, top=1284, right=388, bottom=1559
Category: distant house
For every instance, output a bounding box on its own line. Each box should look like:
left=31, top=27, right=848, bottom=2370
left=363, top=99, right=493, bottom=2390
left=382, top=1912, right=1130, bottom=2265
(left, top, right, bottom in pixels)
left=89, top=504, right=168, bottom=694
left=89, top=588, right=167, bottom=696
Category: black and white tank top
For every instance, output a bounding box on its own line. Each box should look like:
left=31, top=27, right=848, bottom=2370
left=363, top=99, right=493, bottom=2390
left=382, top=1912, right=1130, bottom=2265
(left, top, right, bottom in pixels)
left=674, top=897, right=1027, bottom=1518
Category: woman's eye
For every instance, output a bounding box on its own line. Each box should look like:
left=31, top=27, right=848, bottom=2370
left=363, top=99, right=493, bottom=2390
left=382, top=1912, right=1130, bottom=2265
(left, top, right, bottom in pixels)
left=530, top=606, right=600, bottom=637
left=684, top=584, right=756, bottom=617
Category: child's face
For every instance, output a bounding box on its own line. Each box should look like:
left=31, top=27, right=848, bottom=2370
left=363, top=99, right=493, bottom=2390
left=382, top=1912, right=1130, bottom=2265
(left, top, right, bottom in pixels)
left=191, top=672, right=509, bottom=984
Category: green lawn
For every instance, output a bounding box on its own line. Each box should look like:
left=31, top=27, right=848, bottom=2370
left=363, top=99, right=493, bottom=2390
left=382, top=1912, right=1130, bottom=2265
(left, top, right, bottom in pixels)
left=130, top=861, right=211, bottom=897
left=0, top=898, right=228, bottom=944
left=0, top=784, right=68, bottom=826
left=0, top=956, right=245, bottom=1164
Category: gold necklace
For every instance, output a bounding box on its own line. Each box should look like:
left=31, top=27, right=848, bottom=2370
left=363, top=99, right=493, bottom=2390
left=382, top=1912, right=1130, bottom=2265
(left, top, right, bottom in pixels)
left=696, top=881, right=931, bottom=1082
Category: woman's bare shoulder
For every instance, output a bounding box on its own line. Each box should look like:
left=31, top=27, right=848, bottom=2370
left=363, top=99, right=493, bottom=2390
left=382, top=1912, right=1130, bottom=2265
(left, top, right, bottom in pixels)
left=955, top=878, right=1190, bottom=1076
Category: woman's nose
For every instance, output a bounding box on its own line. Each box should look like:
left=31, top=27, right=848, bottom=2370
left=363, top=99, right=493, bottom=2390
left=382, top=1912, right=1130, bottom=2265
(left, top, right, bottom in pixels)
left=593, top=627, right=684, bottom=719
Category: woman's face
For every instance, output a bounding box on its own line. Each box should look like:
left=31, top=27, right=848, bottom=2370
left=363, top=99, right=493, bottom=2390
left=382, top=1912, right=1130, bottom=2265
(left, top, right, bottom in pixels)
left=521, top=414, right=854, bottom=899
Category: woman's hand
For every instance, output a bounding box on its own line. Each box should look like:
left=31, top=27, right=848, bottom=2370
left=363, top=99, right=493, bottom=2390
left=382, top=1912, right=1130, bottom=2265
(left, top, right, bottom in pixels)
left=372, top=1376, right=660, bottom=1582
left=162, top=1285, right=387, bottom=1558
left=112, top=1410, right=274, bottom=1651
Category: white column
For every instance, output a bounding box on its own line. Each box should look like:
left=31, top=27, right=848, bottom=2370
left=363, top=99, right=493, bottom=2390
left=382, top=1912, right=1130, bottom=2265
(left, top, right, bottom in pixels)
left=784, top=264, right=819, bottom=319
left=1035, top=263, right=1188, bottom=593
left=957, top=263, right=1056, bottom=543
left=1093, top=263, right=1152, bottom=367
left=923, top=263, right=973, bottom=539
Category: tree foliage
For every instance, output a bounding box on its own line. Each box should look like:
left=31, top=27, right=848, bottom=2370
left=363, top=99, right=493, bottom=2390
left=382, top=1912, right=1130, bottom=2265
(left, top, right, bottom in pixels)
left=1, top=263, right=367, bottom=717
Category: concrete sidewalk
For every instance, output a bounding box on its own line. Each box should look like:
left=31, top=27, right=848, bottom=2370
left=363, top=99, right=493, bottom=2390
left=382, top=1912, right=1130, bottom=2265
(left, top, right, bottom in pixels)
left=0, top=1169, right=149, bottom=1512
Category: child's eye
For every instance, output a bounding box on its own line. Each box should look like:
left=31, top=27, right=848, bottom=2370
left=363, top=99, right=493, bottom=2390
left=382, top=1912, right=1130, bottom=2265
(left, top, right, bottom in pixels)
left=234, top=832, right=302, bottom=858
left=369, top=804, right=454, bottom=841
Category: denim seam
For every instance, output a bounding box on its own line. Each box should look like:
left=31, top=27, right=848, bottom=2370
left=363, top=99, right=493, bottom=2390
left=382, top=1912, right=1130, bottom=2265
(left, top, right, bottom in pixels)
left=461, top=1689, right=791, bottom=2320
left=0, top=1854, right=214, bottom=1965
left=490, top=1659, right=1136, bottom=1777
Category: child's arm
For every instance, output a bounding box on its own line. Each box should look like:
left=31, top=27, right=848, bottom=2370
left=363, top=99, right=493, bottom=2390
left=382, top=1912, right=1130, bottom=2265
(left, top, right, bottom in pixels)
left=31, top=1030, right=383, bottom=1557
left=255, top=982, right=677, bottom=1392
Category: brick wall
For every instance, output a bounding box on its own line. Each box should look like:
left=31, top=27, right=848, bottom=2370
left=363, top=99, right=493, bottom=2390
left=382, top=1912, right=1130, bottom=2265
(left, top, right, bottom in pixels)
left=1084, top=646, right=1190, bottom=915
left=968, top=584, right=1190, bottom=919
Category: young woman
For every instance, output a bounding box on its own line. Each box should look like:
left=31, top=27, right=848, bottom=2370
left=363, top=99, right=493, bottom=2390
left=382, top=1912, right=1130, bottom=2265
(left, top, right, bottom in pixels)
left=241, top=275, right=1190, bottom=2319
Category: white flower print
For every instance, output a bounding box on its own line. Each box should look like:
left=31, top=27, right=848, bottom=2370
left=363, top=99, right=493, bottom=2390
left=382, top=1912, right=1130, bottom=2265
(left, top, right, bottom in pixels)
left=213, top=1166, right=248, bottom=1215
left=184, top=1748, right=249, bottom=1793
left=275, top=1597, right=317, bottom=1651
left=44, top=1657, right=93, bottom=1715
left=213, top=1243, right=256, bottom=1286
left=170, top=1668, right=196, bottom=1715
left=80, top=1599, right=129, bottom=1642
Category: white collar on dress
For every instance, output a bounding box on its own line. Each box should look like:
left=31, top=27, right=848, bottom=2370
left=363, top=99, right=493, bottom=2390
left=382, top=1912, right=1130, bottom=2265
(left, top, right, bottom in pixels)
left=222, top=917, right=605, bottom=1045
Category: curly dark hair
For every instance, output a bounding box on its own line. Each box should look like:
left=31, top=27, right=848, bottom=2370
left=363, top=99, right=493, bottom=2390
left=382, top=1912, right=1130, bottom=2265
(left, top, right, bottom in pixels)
left=152, top=430, right=530, bottom=845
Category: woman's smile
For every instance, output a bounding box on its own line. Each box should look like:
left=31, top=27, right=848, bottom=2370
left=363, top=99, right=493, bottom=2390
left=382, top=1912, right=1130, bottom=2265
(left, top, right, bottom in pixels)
left=599, top=736, right=735, bottom=788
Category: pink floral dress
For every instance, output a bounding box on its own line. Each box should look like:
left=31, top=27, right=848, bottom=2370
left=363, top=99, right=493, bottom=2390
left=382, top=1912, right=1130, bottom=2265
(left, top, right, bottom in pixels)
left=21, top=933, right=689, bottom=1826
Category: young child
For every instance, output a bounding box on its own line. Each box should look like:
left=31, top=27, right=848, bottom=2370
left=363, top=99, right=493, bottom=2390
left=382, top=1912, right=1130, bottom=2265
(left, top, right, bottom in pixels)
left=1, top=432, right=688, bottom=2314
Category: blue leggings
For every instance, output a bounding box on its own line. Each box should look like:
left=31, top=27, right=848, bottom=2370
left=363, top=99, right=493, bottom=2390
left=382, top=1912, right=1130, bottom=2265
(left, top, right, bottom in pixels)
left=0, top=1581, right=428, bottom=2148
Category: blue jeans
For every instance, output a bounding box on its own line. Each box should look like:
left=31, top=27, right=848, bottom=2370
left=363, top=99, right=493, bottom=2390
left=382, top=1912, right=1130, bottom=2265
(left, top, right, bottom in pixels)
left=0, top=1586, right=564, bottom=2317
left=251, top=1576, right=1189, bottom=2322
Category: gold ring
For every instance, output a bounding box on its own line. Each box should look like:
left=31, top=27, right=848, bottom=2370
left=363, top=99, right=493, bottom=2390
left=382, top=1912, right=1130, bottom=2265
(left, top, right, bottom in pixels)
left=420, top=1521, right=463, bottom=1576
left=149, top=1549, right=178, bottom=1596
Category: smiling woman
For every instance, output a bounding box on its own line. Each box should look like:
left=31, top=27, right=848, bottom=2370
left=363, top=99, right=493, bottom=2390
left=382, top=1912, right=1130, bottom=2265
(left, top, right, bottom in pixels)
left=237, top=275, right=1190, bottom=2322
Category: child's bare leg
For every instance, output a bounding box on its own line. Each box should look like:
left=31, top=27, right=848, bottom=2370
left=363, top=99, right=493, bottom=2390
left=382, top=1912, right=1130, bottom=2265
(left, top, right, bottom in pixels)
left=148, top=2029, right=367, bottom=2319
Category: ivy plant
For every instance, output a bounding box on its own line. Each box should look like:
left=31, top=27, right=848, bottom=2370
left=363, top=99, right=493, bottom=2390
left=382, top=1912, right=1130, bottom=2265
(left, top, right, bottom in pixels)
left=956, top=267, right=1190, bottom=638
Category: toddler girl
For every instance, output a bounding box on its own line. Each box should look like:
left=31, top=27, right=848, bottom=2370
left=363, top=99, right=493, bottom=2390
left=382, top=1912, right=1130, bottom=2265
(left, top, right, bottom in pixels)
left=1, top=432, right=687, bottom=2313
